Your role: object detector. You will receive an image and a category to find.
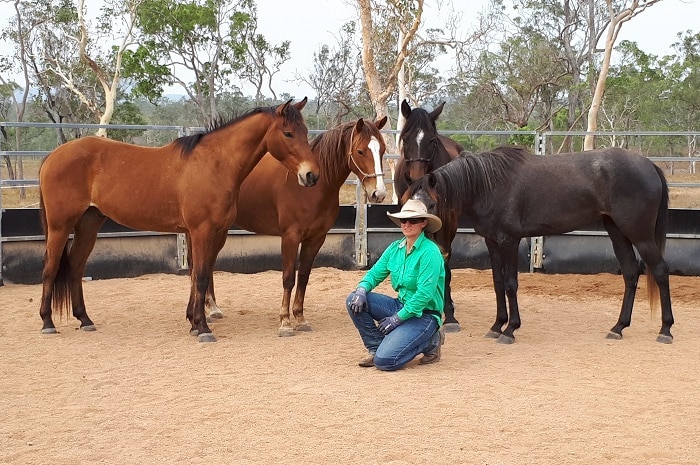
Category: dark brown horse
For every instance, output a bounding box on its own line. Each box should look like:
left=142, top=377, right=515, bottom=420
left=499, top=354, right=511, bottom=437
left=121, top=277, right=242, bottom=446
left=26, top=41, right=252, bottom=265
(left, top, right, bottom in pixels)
left=204, top=117, right=388, bottom=336
left=394, top=99, right=464, bottom=332
left=38, top=99, right=320, bottom=342
left=404, top=146, right=674, bottom=344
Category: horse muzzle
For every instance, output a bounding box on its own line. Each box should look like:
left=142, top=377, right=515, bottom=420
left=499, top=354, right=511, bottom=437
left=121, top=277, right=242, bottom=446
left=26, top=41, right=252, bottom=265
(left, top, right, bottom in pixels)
left=298, top=170, right=319, bottom=187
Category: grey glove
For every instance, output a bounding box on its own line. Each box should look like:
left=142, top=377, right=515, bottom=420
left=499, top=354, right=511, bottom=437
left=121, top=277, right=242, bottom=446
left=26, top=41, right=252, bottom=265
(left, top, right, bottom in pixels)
left=378, top=313, right=403, bottom=334
left=349, top=287, right=367, bottom=314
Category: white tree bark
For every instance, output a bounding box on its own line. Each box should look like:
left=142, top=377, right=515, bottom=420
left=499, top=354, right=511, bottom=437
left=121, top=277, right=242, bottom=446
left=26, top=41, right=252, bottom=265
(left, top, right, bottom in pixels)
left=584, top=0, right=663, bottom=150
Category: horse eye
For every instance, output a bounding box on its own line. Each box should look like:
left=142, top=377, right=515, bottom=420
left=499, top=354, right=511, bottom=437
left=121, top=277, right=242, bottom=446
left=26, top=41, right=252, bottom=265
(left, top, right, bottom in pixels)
left=357, top=149, right=364, bottom=156
left=284, top=131, right=293, bottom=138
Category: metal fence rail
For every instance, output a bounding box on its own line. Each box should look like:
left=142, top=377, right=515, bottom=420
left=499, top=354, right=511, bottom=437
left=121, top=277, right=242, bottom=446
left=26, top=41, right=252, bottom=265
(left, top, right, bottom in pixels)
left=2, top=123, right=700, bottom=285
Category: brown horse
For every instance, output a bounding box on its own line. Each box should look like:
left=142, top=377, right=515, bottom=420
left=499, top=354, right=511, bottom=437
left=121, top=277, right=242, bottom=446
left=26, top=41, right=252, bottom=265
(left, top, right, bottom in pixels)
left=38, top=99, right=320, bottom=342
left=394, top=99, right=465, bottom=333
left=203, top=116, right=389, bottom=336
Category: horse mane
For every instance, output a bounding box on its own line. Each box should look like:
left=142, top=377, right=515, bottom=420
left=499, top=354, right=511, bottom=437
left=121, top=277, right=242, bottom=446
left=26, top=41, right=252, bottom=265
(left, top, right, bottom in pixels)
left=310, top=120, right=381, bottom=181
left=174, top=103, right=305, bottom=157
left=421, top=145, right=532, bottom=215
left=311, top=122, right=352, bottom=181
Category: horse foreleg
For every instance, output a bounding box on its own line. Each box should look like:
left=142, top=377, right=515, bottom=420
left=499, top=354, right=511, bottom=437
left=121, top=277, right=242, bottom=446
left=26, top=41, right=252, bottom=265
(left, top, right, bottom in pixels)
left=292, top=236, right=326, bottom=333
left=205, top=232, right=228, bottom=321
left=439, top=217, right=460, bottom=332
left=498, top=241, right=522, bottom=344
left=442, top=257, right=460, bottom=333
left=68, top=209, right=107, bottom=331
left=484, top=239, right=508, bottom=339
left=278, top=233, right=302, bottom=337
left=187, top=230, right=218, bottom=342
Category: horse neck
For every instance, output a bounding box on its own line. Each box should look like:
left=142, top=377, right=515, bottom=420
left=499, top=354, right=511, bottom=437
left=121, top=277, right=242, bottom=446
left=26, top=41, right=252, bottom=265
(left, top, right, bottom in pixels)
left=210, top=112, right=272, bottom=178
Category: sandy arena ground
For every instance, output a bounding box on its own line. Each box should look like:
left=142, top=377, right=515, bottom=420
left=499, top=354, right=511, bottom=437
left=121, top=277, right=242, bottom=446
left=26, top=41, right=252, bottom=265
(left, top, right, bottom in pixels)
left=1, top=267, right=698, bottom=465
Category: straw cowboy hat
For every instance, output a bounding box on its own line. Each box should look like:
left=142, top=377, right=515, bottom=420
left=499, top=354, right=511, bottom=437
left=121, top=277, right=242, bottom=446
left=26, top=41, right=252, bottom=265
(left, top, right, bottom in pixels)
left=387, top=198, right=442, bottom=233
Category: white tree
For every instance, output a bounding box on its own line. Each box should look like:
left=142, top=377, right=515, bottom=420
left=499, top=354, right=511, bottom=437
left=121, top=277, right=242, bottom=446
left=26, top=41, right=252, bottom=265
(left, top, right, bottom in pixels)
left=584, top=0, right=663, bottom=150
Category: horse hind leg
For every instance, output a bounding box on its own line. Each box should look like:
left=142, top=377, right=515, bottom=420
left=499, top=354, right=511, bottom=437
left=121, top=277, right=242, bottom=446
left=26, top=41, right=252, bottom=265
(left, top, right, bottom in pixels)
left=634, top=241, right=673, bottom=343
left=604, top=219, right=642, bottom=340
left=291, top=237, right=326, bottom=333
left=39, top=227, right=73, bottom=333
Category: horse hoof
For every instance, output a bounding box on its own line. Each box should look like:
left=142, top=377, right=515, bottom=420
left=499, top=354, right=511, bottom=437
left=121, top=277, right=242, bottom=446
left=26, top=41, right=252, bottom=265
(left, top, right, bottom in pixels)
left=198, top=332, right=217, bottom=343
left=206, top=316, right=212, bottom=324
left=189, top=328, right=199, bottom=336
left=656, top=334, right=673, bottom=344
left=80, top=324, right=96, bottom=331
left=605, top=331, right=622, bottom=340
left=295, top=323, right=312, bottom=332
left=496, top=334, right=515, bottom=344
left=442, top=322, right=460, bottom=333
left=209, top=310, right=224, bottom=319
left=278, top=327, right=295, bottom=337
left=484, top=330, right=501, bottom=339
left=41, top=328, right=58, bottom=334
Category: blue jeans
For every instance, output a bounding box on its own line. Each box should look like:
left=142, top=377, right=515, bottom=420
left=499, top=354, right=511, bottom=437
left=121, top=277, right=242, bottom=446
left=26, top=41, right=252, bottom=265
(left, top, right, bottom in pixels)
left=346, top=291, right=440, bottom=371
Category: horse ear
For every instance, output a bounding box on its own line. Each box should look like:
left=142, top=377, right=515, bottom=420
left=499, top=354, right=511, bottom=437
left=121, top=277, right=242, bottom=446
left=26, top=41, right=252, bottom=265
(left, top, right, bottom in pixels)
left=401, top=99, right=412, bottom=118
left=427, top=173, right=437, bottom=189
left=277, top=99, right=293, bottom=115
left=355, top=118, right=365, bottom=133
left=375, top=115, right=388, bottom=130
left=293, top=97, right=308, bottom=111
left=429, top=102, right=445, bottom=121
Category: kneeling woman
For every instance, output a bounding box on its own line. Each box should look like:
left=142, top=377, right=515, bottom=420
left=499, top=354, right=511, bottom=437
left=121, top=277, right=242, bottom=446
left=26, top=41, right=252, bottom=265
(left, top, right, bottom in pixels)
left=346, top=199, right=445, bottom=371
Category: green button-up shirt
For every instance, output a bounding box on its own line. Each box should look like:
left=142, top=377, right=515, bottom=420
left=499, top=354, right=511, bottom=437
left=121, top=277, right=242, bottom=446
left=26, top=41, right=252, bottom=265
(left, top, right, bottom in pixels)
left=357, top=232, right=445, bottom=326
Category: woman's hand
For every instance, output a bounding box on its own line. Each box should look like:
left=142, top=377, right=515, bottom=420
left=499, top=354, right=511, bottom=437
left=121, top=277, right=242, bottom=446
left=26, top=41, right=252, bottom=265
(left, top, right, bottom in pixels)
left=349, top=287, right=367, bottom=314
left=378, top=313, right=403, bottom=334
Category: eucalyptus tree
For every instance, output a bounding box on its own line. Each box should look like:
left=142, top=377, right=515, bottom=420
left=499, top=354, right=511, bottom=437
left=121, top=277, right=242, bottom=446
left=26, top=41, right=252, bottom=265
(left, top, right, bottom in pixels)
left=355, top=0, right=475, bottom=148
left=124, top=0, right=288, bottom=125
left=302, top=22, right=366, bottom=128
left=584, top=0, right=663, bottom=150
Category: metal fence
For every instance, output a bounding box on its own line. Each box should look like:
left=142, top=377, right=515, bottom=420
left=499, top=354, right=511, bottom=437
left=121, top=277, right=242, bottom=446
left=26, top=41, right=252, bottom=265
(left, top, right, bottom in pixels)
left=2, top=122, right=700, bottom=285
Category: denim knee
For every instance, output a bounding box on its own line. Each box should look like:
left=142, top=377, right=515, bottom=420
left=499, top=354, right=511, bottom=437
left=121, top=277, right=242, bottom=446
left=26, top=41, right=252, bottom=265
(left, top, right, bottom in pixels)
left=373, top=356, right=405, bottom=371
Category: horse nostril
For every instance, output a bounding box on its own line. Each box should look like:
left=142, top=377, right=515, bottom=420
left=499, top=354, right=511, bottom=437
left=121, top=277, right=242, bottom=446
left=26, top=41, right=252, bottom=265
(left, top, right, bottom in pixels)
left=306, top=171, right=318, bottom=187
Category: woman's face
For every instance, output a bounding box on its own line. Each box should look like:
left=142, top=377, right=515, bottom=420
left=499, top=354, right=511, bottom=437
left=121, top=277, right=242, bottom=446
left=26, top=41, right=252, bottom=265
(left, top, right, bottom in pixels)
left=400, top=217, right=427, bottom=239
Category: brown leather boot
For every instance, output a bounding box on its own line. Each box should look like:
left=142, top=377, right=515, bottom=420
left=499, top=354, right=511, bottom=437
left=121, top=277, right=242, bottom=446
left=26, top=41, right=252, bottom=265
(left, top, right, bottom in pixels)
left=420, top=330, right=445, bottom=365
left=358, top=355, right=375, bottom=367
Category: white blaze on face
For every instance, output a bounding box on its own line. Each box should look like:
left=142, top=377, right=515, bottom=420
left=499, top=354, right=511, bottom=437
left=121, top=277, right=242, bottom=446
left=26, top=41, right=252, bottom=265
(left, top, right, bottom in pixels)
left=368, top=136, right=386, bottom=193
left=415, top=129, right=424, bottom=154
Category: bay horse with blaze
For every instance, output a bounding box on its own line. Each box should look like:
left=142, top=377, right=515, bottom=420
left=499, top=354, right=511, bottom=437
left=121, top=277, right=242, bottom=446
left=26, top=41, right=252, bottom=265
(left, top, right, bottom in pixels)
left=404, top=146, right=674, bottom=344
left=394, top=99, right=464, bottom=332
left=203, top=117, right=389, bottom=336
left=38, top=99, right=319, bottom=342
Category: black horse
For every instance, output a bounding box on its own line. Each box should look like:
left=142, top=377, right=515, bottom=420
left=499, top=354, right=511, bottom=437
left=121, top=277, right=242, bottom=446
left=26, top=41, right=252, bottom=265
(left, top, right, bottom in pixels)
left=404, top=145, right=674, bottom=344
left=394, top=99, right=464, bottom=332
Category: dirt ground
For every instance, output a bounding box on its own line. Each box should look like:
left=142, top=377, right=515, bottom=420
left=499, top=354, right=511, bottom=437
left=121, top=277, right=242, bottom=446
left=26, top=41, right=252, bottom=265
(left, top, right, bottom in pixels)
left=1, top=267, right=699, bottom=465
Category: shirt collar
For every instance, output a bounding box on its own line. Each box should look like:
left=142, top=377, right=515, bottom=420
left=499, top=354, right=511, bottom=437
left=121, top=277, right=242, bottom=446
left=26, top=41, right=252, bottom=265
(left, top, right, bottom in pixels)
left=398, top=232, right=427, bottom=249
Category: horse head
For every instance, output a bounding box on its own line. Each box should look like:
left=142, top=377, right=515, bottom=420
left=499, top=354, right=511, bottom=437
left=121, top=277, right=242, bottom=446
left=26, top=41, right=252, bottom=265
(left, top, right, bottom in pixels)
left=267, top=98, right=320, bottom=187
left=348, top=116, right=388, bottom=203
left=399, top=99, right=448, bottom=184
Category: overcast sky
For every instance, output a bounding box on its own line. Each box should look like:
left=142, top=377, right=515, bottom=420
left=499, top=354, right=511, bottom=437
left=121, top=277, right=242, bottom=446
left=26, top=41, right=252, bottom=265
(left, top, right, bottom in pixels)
left=0, top=0, right=698, bottom=99
left=254, top=0, right=700, bottom=98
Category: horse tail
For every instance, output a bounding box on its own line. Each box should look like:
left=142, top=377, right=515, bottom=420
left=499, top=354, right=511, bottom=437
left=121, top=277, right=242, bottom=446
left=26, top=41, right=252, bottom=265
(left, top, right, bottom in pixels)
left=39, top=188, right=71, bottom=319
left=647, top=164, right=669, bottom=316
